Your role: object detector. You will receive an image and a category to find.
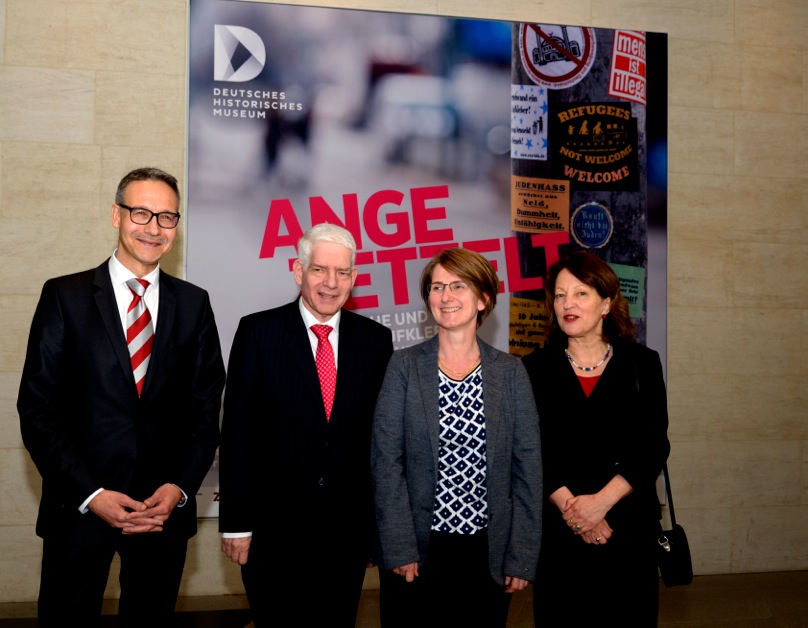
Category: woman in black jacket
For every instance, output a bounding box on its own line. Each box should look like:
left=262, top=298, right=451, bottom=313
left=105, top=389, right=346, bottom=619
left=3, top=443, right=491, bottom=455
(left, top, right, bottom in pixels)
left=523, top=251, right=670, bottom=626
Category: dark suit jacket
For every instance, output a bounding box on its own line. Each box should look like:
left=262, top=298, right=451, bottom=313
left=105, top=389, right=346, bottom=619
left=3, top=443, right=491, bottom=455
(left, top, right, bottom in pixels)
left=522, top=339, right=670, bottom=621
left=18, top=261, right=226, bottom=544
left=522, top=338, right=669, bottom=530
left=218, top=299, right=393, bottom=557
left=371, top=336, right=543, bottom=585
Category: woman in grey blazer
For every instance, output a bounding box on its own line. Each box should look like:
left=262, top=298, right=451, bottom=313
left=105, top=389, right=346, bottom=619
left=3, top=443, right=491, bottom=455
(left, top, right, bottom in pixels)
left=371, top=248, right=542, bottom=628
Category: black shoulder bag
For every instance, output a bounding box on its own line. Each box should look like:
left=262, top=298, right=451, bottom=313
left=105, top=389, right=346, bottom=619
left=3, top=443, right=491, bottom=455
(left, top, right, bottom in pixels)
left=632, top=355, right=693, bottom=587
left=657, top=462, right=694, bottom=587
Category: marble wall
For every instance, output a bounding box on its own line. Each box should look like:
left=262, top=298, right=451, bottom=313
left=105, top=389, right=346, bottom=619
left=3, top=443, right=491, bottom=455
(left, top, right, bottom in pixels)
left=1, top=0, right=806, bottom=603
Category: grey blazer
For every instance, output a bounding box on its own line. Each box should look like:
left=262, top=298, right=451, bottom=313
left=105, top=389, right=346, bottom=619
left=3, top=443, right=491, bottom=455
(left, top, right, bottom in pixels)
left=371, top=335, right=543, bottom=584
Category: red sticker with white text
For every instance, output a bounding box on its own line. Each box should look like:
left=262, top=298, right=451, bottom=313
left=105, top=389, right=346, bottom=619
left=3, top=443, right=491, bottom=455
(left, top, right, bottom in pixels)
left=609, top=30, right=646, bottom=105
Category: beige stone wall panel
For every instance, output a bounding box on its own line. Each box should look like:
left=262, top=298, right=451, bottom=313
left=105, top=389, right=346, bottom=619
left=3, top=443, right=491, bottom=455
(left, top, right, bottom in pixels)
left=1, top=141, right=101, bottom=220
left=730, top=308, right=800, bottom=377
left=732, top=241, right=808, bottom=309
left=591, top=0, right=735, bottom=41
left=731, top=442, right=801, bottom=507
left=0, top=219, right=114, bottom=295
left=0, top=294, right=41, bottom=373
left=668, top=239, right=734, bottom=307
left=0, top=449, right=41, bottom=528
left=666, top=306, right=733, bottom=376
left=666, top=173, right=735, bottom=242
left=438, top=0, right=591, bottom=23
left=801, top=442, right=808, bottom=505
left=730, top=177, right=807, bottom=245
left=0, top=373, right=23, bottom=448
left=735, top=0, right=808, bottom=50
left=6, top=0, right=186, bottom=75
left=670, top=441, right=736, bottom=510
left=667, top=372, right=733, bottom=441
left=669, top=41, right=741, bottom=110
left=738, top=45, right=802, bottom=114
left=0, top=0, right=6, bottom=65
left=0, top=67, right=94, bottom=144
left=732, top=505, right=808, bottom=572
left=0, top=525, right=43, bottom=601
left=735, top=111, right=808, bottom=179
left=95, top=72, right=185, bottom=148
left=669, top=106, right=735, bottom=175
left=732, top=375, right=808, bottom=441
left=677, top=507, right=732, bottom=574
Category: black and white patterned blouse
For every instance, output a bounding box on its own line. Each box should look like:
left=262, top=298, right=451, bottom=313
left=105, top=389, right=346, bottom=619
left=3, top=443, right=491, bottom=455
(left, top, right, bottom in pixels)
left=432, top=364, right=488, bottom=534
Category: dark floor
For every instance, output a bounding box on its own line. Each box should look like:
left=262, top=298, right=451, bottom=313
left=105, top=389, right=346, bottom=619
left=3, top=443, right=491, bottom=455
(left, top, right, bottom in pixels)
left=1, top=571, right=806, bottom=627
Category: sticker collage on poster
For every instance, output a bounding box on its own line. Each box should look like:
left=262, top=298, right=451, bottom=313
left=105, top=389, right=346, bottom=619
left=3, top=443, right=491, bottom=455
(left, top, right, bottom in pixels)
left=508, top=25, right=652, bottom=356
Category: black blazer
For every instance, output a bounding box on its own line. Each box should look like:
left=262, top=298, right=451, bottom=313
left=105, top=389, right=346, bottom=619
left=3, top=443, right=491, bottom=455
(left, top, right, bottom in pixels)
left=218, top=299, right=393, bottom=552
left=18, top=261, right=226, bottom=543
left=522, top=338, right=670, bottom=535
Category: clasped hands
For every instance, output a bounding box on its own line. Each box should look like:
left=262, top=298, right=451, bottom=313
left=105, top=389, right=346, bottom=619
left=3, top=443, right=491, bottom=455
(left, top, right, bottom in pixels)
left=563, top=493, right=613, bottom=545
left=88, top=483, right=184, bottom=534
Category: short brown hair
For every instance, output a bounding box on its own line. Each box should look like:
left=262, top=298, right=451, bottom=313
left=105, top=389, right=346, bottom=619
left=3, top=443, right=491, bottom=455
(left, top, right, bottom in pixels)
left=420, top=248, right=500, bottom=328
left=544, top=251, right=635, bottom=345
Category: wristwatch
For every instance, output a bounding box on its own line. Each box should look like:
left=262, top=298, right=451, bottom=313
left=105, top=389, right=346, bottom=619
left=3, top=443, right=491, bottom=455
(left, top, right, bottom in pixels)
left=174, top=485, right=187, bottom=507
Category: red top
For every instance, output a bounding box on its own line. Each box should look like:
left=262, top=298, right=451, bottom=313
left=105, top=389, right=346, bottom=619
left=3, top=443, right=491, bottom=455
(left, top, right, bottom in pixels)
left=577, top=375, right=600, bottom=397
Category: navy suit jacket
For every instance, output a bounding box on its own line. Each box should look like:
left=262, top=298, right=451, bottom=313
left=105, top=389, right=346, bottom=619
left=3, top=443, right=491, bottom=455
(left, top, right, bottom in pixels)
left=218, top=299, right=393, bottom=555
left=18, top=261, right=226, bottom=543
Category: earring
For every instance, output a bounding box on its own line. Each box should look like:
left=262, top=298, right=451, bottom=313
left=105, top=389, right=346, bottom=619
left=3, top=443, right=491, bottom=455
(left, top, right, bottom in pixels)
left=601, top=313, right=607, bottom=319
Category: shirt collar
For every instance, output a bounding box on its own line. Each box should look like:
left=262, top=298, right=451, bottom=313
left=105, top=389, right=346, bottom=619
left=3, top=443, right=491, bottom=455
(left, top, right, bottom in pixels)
left=109, top=248, right=161, bottom=288
left=298, top=297, right=341, bottom=331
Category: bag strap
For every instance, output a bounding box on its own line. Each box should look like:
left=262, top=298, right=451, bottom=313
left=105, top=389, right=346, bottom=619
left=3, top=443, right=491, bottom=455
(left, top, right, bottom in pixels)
left=663, top=461, right=677, bottom=527
left=633, top=358, right=677, bottom=527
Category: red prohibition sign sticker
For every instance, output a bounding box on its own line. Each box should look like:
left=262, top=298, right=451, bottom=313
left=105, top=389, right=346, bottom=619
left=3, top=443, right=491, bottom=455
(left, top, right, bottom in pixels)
left=519, top=24, right=597, bottom=89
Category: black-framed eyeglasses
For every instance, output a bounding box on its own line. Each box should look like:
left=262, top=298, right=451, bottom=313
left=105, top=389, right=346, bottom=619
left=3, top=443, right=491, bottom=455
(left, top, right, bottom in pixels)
left=427, top=281, right=469, bottom=295
left=118, top=203, right=181, bottom=229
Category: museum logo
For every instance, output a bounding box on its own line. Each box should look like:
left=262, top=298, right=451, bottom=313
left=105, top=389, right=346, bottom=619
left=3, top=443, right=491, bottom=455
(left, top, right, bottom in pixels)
left=214, top=24, right=266, bottom=82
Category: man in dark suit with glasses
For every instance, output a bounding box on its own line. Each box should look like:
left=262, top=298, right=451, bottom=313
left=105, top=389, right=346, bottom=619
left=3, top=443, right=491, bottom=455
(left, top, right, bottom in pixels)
left=18, top=166, right=226, bottom=627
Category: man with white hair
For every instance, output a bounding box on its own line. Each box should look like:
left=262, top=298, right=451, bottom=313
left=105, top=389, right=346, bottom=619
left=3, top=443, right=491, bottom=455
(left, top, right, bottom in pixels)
left=219, top=222, right=394, bottom=627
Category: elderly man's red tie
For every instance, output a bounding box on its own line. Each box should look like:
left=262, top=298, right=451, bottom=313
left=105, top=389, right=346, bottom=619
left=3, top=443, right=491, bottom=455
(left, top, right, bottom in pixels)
left=311, top=324, right=336, bottom=420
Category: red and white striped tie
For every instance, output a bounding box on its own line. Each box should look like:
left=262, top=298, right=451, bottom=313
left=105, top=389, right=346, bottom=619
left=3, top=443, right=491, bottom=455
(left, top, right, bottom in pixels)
left=126, top=278, right=154, bottom=396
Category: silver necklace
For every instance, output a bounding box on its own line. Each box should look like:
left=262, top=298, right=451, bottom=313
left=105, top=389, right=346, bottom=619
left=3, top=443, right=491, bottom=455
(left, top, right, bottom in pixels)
left=565, top=343, right=611, bottom=372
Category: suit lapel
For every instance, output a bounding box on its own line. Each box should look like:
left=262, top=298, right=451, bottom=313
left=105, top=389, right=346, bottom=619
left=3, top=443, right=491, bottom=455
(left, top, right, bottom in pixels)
left=479, top=339, right=502, bottom=472
left=142, top=270, right=176, bottom=398
left=93, top=263, right=137, bottom=396
left=287, top=301, right=324, bottom=413
left=416, top=337, right=442, bottom=470
left=331, top=312, right=354, bottom=419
